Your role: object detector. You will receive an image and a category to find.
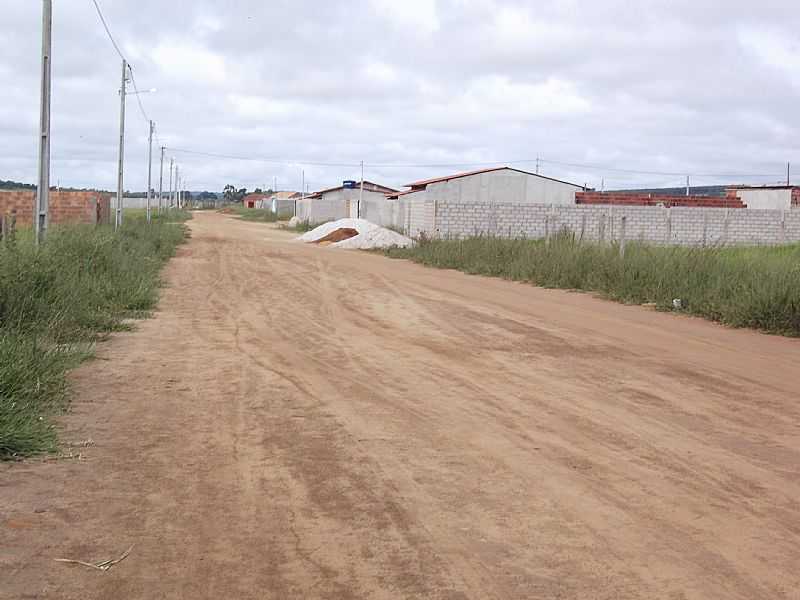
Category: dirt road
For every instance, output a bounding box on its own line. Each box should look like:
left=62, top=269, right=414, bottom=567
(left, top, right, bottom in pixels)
left=3, top=212, right=800, bottom=599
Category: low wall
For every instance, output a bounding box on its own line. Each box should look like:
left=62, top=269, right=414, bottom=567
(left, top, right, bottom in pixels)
left=576, top=191, right=746, bottom=208
left=295, top=197, right=350, bottom=224
left=433, top=202, right=800, bottom=246
left=0, top=190, right=112, bottom=226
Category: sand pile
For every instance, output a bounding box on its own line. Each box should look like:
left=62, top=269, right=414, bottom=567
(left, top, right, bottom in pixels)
left=298, top=218, right=413, bottom=249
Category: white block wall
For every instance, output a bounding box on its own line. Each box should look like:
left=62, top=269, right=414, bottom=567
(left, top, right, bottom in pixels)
left=423, top=170, right=581, bottom=206
left=434, top=202, right=800, bottom=246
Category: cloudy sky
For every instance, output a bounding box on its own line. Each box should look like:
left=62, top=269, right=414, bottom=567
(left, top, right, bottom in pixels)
left=2, top=0, right=799, bottom=193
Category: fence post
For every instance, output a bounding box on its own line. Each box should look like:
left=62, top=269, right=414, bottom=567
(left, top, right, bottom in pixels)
left=599, top=212, right=607, bottom=243
left=665, top=207, right=672, bottom=244
left=620, top=216, right=627, bottom=257
left=781, top=209, right=786, bottom=244
left=722, top=208, right=729, bottom=245
left=580, top=212, right=586, bottom=243
left=702, top=210, right=708, bottom=247
left=0, top=214, right=5, bottom=243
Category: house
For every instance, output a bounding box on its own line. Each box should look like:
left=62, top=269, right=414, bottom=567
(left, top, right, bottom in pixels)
left=400, top=166, right=585, bottom=206
left=295, top=180, right=398, bottom=224
left=268, top=190, right=302, bottom=216
left=725, top=185, right=800, bottom=210
left=242, top=192, right=268, bottom=209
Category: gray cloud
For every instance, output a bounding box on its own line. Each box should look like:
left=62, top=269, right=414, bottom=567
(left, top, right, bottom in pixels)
left=2, top=0, right=799, bottom=193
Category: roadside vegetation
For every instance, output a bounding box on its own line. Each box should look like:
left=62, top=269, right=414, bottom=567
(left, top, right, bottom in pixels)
left=385, top=233, right=800, bottom=336
left=280, top=218, right=317, bottom=233
left=0, top=210, right=189, bottom=459
left=226, top=206, right=285, bottom=222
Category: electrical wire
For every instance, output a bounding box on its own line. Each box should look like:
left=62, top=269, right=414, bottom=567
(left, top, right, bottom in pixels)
left=537, top=158, right=779, bottom=179
left=90, top=0, right=125, bottom=61
left=90, top=0, right=157, bottom=135
left=166, top=146, right=787, bottom=182
left=127, top=65, right=152, bottom=125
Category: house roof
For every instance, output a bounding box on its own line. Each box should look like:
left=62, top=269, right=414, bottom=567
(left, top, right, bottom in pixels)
left=405, top=166, right=584, bottom=189
left=385, top=189, right=424, bottom=199
left=309, top=180, right=399, bottom=197
left=271, top=190, right=300, bottom=200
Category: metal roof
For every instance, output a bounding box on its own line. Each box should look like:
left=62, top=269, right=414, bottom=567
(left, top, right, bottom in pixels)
left=404, top=166, right=584, bottom=189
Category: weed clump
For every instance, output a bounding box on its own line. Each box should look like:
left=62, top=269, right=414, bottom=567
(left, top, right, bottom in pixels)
left=0, top=210, right=189, bottom=459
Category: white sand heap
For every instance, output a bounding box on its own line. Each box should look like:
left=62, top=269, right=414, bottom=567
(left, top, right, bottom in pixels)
left=298, top=218, right=413, bottom=249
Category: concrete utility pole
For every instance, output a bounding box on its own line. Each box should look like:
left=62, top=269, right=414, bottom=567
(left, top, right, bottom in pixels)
left=146, top=120, right=154, bottom=223
left=168, top=157, right=174, bottom=208
left=359, top=161, right=364, bottom=218
left=685, top=175, right=690, bottom=197
left=115, top=59, right=128, bottom=230
left=535, top=156, right=540, bottom=175
left=175, top=165, right=180, bottom=208
left=788, top=162, right=791, bottom=186
left=35, top=0, right=52, bottom=244
left=158, top=146, right=165, bottom=213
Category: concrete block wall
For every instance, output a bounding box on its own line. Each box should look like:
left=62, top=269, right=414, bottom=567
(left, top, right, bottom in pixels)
left=434, top=202, right=800, bottom=246
left=295, top=197, right=349, bottom=224
left=576, top=191, right=746, bottom=208
left=0, top=190, right=111, bottom=226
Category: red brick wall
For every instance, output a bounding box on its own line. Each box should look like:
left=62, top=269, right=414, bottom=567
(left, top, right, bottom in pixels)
left=0, top=190, right=112, bottom=226
left=576, top=191, right=746, bottom=208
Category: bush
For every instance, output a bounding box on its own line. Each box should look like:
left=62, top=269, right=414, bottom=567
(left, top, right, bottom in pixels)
left=0, top=210, right=189, bottom=459
left=385, top=234, right=800, bottom=336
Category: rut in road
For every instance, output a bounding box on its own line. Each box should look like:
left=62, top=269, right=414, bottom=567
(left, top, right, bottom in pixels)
left=3, top=211, right=800, bottom=600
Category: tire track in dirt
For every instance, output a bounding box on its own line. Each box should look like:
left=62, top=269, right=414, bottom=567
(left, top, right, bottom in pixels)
left=3, top=212, right=799, bottom=600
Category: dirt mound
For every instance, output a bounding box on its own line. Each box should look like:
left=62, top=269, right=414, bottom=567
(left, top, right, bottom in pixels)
left=313, top=228, right=359, bottom=244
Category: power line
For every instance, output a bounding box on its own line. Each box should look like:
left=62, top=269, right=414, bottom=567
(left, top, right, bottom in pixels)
left=537, top=158, right=779, bottom=179
left=127, top=65, right=151, bottom=125
left=166, top=147, right=362, bottom=167
left=90, top=0, right=125, bottom=61
left=165, top=145, right=787, bottom=181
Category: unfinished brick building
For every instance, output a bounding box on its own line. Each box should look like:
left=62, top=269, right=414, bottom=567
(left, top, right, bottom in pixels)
left=0, top=190, right=112, bottom=226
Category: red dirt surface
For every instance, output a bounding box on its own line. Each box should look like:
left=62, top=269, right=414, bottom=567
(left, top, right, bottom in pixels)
left=313, top=227, right=359, bottom=244
left=2, top=212, right=799, bottom=599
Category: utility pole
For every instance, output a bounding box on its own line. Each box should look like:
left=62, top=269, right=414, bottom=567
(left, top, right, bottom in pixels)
left=359, top=160, right=364, bottom=218
left=788, top=162, right=791, bottom=186
left=168, top=158, right=174, bottom=208
left=685, top=175, right=690, bottom=197
left=146, top=120, right=154, bottom=223
left=115, top=59, right=128, bottom=230
left=175, top=165, right=180, bottom=208
left=35, top=0, right=52, bottom=244
left=158, top=146, right=165, bottom=214
left=535, top=156, right=540, bottom=175
left=299, top=169, right=304, bottom=217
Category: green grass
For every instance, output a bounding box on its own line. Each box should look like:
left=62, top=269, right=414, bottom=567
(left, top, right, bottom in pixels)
left=227, top=206, right=285, bottom=222
left=0, top=210, right=189, bottom=459
left=279, top=218, right=320, bottom=233
left=385, top=233, right=800, bottom=336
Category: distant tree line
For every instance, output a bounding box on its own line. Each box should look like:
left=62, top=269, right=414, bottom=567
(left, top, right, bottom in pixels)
left=222, top=185, right=274, bottom=203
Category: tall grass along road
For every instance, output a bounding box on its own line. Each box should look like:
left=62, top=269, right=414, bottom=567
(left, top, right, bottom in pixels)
left=386, top=233, right=800, bottom=336
left=4, top=212, right=799, bottom=599
left=0, top=210, right=189, bottom=459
